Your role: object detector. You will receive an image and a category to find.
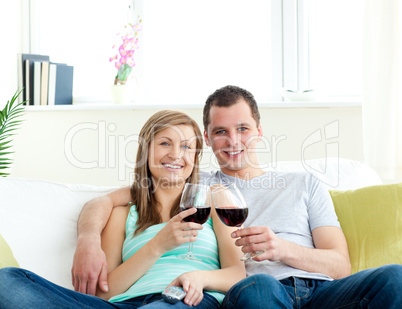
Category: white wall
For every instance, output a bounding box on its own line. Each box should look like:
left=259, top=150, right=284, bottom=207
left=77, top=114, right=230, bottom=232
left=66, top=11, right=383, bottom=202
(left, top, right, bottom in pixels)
left=1, top=2, right=364, bottom=186
left=10, top=106, right=363, bottom=186
left=0, top=0, right=23, bottom=105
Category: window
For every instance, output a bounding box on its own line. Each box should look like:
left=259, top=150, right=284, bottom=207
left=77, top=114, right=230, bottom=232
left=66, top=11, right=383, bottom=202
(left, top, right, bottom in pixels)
left=143, top=0, right=273, bottom=105
left=280, top=0, right=364, bottom=98
left=30, top=0, right=130, bottom=102
left=308, top=0, right=364, bottom=98
left=29, top=0, right=363, bottom=105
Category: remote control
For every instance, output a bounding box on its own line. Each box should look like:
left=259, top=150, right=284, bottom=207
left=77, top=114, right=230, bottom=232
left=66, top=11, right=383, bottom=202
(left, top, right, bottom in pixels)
left=161, top=286, right=187, bottom=304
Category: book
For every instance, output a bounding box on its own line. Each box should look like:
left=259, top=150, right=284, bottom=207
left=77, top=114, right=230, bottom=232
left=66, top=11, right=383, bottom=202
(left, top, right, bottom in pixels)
left=33, top=61, right=42, bottom=106
left=47, top=63, right=57, bottom=106
left=17, top=54, right=24, bottom=103
left=17, top=54, right=50, bottom=105
left=24, top=60, right=30, bottom=105
left=54, top=64, right=74, bottom=105
left=40, top=61, right=50, bottom=105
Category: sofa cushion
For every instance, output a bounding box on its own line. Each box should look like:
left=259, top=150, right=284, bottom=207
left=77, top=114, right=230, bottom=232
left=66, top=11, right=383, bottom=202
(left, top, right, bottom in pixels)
left=268, top=158, right=382, bottom=190
left=0, top=177, right=117, bottom=289
left=330, top=183, right=402, bottom=274
left=0, top=158, right=384, bottom=289
left=0, top=234, right=19, bottom=268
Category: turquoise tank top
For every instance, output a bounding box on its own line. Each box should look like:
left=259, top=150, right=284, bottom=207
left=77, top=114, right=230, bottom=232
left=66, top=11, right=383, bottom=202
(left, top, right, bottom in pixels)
left=109, top=205, right=224, bottom=304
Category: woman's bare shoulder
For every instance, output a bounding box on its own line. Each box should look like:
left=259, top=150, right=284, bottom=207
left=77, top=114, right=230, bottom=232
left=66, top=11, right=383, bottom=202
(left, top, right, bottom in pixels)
left=110, top=204, right=131, bottom=222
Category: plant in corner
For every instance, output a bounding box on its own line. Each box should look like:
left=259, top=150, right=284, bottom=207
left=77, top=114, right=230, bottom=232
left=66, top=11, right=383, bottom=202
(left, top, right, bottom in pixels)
left=109, top=19, right=142, bottom=85
left=0, top=89, right=25, bottom=177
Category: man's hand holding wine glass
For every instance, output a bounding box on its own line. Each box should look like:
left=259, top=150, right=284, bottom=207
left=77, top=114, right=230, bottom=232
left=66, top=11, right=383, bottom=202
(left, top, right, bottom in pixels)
left=231, top=226, right=285, bottom=262
left=211, top=183, right=263, bottom=261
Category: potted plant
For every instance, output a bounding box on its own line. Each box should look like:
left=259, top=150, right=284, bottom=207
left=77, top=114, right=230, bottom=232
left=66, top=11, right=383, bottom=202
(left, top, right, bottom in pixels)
left=0, top=90, right=25, bottom=176
left=109, top=20, right=142, bottom=104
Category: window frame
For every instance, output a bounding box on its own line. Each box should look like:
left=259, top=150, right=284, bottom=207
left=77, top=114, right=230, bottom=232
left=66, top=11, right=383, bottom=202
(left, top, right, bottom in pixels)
left=25, top=0, right=360, bottom=105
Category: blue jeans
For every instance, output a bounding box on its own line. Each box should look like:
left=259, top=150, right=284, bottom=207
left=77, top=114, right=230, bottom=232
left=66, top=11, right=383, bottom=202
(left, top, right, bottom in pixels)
left=0, top=268, right=220, bottom=309
left=222, top=264, right=402, bottom=308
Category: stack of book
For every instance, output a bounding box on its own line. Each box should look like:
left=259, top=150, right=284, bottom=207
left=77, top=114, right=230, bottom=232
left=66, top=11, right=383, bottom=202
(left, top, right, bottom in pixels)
left=17, top=54, right=74, bottom=106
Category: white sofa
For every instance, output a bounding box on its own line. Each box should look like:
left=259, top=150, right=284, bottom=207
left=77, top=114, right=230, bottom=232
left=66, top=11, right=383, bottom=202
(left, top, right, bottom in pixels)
left=0, top=158, right=383, bottom=290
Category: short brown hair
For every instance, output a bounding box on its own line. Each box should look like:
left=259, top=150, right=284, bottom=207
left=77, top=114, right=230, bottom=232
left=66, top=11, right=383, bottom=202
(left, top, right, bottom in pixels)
left=203, top=85, right=261, bottom=130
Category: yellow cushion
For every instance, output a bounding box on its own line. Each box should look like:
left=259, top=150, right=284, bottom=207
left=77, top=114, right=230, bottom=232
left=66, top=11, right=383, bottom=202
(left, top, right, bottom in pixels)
left=330, top=183, right=402, bottom=274
left=0, top=234, right=19, bottom=268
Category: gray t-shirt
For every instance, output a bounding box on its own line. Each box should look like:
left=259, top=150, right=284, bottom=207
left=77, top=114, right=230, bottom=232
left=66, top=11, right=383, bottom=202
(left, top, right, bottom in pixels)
left=199, top=170, right=341, bottom=281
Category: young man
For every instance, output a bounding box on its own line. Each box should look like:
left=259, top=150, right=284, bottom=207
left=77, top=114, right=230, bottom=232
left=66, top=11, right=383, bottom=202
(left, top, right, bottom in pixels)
left=72, top=86, right=402, bottom=308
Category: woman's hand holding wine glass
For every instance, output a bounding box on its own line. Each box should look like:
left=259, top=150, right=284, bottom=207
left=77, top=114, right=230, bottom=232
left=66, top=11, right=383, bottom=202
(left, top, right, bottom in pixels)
left=153, top=208, right=203, bottom=253
left=178, top=183, right=211, bottom=260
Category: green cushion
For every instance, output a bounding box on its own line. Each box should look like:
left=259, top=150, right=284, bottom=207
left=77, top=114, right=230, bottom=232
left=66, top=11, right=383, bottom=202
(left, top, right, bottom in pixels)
left=330, top=183, right=402, bottom=274
left=0, top=234, right=19, bottom=268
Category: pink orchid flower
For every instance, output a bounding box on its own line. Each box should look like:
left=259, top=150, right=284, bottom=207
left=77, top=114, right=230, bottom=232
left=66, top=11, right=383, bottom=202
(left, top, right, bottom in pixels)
left=110, top=19, right=142, bottom=85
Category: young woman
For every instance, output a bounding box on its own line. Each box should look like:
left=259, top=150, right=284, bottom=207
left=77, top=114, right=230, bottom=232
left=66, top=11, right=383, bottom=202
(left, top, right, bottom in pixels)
left=0, top=110, right=245, bottom=309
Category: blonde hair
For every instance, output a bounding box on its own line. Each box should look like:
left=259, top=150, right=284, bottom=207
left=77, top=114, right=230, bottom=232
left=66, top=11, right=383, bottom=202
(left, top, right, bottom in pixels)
left=131, top=110, right=203, bottom=235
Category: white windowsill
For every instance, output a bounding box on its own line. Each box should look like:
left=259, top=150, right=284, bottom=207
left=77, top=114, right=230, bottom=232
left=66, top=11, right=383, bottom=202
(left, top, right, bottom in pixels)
left=25, top=100, right=362, bottom=111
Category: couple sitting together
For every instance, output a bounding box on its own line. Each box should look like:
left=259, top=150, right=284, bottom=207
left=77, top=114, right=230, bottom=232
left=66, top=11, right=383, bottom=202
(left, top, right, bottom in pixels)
left=0, top=86, right=401, bottom=308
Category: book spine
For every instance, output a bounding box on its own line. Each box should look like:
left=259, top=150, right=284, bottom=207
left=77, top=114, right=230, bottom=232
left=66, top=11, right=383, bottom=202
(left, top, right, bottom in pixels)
left=40, top=62, right=50, bottom=105
left=54, top=64, right=74, bottom=105
left=17, top=54, right=24, bottom=103
left=25, top=60, right=30, bottom=105
left=47, top=64, right=57, bottom=106
left=33, top=61, right=42, bottom=106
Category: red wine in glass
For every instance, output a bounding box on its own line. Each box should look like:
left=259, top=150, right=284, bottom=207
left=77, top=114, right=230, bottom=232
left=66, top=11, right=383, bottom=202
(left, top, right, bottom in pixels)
left=215, top=207, right=248, bottom=227
left=181, top=206, right=211, bottom=224
left=211, top=183, right=263, bottom=261
left=177, top=183, right=211, bottom=261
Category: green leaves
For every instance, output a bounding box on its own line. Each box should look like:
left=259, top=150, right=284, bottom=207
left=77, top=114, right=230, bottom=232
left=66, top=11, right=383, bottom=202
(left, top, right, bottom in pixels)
left=0, top=89, right=26, bottom=177
left=116, top=64, right=133, bottom=85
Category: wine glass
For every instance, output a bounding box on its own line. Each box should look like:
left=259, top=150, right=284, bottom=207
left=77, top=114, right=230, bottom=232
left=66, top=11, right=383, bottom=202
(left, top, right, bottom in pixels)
left=177, top=183, right=211, bottom=260
left=211, top=183, right=263, bottom=261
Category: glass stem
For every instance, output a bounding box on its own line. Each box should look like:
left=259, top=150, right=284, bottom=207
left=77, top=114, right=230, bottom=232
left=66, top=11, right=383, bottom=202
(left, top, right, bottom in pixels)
left=188, top=241, right=194, bottom=256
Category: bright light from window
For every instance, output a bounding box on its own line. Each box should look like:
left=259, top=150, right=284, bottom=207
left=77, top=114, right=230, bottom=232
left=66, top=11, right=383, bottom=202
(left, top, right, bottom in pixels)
left=33, top=0, right=363, bottom=104
left=308, top=0, right=364, bottom=97
left=143, top=0, right=272, bottom=105
left=35, top=0, right=272, bottom=105
left=35, top=0, right=130, bottom=101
